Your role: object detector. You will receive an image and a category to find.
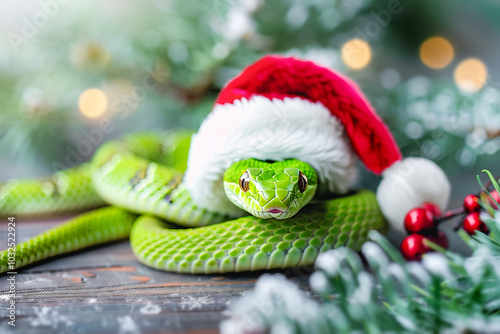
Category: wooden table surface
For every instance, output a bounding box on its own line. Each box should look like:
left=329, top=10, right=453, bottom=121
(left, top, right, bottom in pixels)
left=0, top=216, right=313, bottom=334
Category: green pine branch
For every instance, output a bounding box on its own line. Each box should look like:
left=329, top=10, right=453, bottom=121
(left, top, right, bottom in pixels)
left=222, top=171, right=500, bottom=334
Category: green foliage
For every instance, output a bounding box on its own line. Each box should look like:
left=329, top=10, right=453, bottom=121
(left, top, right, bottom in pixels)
left=222, top=171, right=500, bottom=334
left=373, top=79, right=500, bottom=172
left=5, top=0, right=498, bottom=179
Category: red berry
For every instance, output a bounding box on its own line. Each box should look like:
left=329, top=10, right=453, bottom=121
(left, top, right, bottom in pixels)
left=487, top=190, right=500, bottom=210
left=463, top=212, right=489, bottom=235
left=463, top=194, right=480, bottom=212
left=400, top=234, right=429, bottom=261
left=422, top=202, right=442, bottom=217
left=426, top=230, right=448, bottom=249
left=404, top=208, right=435, bottom=234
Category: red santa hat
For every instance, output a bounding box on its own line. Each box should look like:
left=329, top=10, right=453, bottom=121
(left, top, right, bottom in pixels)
left=184, top=55, right=450, bottom=233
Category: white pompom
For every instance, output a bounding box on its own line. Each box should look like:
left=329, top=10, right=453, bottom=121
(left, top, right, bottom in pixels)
left=376, top=158, right=450, bottom=234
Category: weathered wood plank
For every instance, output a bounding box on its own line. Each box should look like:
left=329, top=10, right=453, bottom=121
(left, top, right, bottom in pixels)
left=0, top=216, right=313, bottom=333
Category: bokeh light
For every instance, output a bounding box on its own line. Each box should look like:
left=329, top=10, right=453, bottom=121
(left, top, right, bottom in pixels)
left=79, top=88, right=108, bottom=118
left=454, top=58, right=488, bottom=92
left=419, top=37, right=454, bottom=69
left=70, top=42, right=110, bottom=68
left=341, top=39, right=371, bottom=70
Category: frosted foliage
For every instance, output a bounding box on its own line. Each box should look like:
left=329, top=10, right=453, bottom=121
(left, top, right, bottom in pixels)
left=223, top=223, right=500, bottom=334
left=396, top=77, right=500, bottom=160
left=221, top=274, right=324, bottom=334
left=422, top=253, right=453, bottom=280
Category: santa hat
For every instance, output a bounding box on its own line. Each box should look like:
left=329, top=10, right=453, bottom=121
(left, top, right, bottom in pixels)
left=184, top=55, right=450, bottom=233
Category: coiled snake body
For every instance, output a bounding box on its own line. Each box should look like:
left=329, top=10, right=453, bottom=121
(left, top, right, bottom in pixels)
left=0, top=131, right=386, bottom=274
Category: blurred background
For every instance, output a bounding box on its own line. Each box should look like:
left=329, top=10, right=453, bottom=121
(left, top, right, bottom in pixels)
left=1, top=0, right=499, bottom=210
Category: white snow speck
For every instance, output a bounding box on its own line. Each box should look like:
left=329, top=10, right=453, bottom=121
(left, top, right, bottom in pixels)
left=180, top=295, right=213, bottom=310
left=309, top=271, right=328, bottom=293
left=29, top=306, right=73, bottom=328
left=0, top=294, right=11, bottom=301
left=422, top=253, right=452, bottom=280
left=22, top=277, right=52, bottom=285
left=117, top=315, right=139, bottom=334
left=140, top=303, right=161, bottom=315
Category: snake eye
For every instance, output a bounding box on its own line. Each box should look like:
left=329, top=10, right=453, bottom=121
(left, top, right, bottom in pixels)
left=239, top=171, right=250, bottom=192
left=298, top=171, right=308, bottom=193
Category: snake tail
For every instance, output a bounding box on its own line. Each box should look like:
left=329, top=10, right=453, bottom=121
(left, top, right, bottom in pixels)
left=0, top=164, right=105, bottom=217
left=0, top=207, right=136, bottom=273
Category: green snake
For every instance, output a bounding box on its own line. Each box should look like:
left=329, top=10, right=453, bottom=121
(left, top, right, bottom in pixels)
left=0, top=131, right=386, bottom=274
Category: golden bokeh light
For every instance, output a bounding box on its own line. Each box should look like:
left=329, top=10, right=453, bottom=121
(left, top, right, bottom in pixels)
left=71, top=42, right=110, bottom=68
left=454, top=58, right=488, bottom=92
left=79, top=88, right=108, bottom=118
left=341, top=39, right=371, bottom=70
left=419, top=37, right=454, bottom=69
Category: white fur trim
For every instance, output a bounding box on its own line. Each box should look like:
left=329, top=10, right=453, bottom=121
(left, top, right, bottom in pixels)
left=184, top=96, right=356, bottom=215
left=376, top=157, right=451, bottom=234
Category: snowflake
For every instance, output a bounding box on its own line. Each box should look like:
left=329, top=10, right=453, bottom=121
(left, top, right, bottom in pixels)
left=179, top=295, right=213, bottom=310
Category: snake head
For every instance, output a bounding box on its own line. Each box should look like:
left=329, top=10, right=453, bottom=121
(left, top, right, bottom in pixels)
left=223, top=159, right=317, bottom=219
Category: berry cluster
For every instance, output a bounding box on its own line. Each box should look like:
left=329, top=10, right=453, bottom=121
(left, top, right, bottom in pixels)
left=400, top=203, right=448, bottom=261
left=400, top=190, right=500, bottom=261
left=462, top=194, right=488, bottom=235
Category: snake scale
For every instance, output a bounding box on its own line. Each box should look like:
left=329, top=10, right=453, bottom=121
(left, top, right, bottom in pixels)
left=0, top=131, right=386, bottom=274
